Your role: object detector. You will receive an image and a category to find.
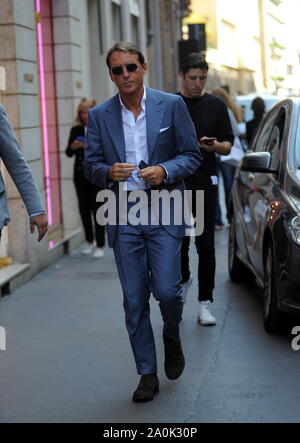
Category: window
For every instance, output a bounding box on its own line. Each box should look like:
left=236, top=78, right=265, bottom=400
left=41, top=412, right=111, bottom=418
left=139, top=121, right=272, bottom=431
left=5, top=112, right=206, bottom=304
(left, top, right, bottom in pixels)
left=130, top=0, right=140, bottom=45
left=131, top=14, right=139, bottom=45
left=267, top=110, right=286, bottom=170
left=97, top=0, right=103, bottom=54
left=220, top=20, right=237, bottom=66
left=287, top=64, right=293, bottom=75
left=254, top=107, right=286, bottom=171
left=253, top=112, right=277, bottom=153
left=112, top=2, right=122, bottom=42
left=295, top=112, right=300, bottom=168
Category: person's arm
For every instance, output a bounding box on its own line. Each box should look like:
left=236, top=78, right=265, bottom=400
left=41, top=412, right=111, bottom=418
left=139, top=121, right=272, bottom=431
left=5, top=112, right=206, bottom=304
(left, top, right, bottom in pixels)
left=200, top=102, right=234, bottom=156
left=29, top=213, right=48, bottom=242
left=65, top=126, right=84, bottom=157
left=0, top=106, right=48, bottom=240
left=200, top=140, right=232, bottom=155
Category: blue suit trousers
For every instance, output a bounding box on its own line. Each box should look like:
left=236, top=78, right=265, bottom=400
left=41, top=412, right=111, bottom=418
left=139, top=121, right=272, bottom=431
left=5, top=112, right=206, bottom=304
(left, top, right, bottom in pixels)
left=113, top=215, right=184, bottom=375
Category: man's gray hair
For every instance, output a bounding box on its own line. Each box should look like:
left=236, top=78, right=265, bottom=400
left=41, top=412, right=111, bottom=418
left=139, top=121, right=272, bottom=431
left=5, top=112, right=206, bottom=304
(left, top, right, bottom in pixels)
left=106, top=42, right=145, bottom=68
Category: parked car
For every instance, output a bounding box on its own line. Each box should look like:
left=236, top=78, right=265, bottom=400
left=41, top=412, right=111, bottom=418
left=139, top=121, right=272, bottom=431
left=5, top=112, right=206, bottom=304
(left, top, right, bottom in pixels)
left=228, top=98, right=300, bottom=332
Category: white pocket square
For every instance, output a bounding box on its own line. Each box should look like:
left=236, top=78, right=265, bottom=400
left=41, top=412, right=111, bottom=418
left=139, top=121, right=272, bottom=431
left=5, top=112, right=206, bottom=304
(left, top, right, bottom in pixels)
left=159, top=126, right=170, bottom=133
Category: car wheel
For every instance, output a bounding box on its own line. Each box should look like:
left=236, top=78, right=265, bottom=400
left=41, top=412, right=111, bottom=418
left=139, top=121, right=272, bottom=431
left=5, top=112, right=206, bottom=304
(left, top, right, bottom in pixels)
left=263, top=244, right=282, bottom=332
left=228, top=214, right=250, bottom=282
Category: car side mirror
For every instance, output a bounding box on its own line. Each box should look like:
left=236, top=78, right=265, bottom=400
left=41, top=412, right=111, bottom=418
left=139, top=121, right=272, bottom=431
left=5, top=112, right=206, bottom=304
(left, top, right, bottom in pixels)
left=240, top=152, right=277, bottom=174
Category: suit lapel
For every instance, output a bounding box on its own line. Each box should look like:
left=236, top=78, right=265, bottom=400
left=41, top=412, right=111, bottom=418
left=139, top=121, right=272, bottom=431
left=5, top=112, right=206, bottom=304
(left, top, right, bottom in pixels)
left=103, top=95, right=126, bottom=163
left=146, top=88, right=164, bottom=162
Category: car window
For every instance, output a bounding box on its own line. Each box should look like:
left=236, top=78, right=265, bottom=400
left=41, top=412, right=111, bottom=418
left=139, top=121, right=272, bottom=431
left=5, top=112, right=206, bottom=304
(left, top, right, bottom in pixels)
left=253, top=111, right=277, bottom=153
left=266, top=109, right=286, bottom=170
left=295, top=110, right=300, bottom=168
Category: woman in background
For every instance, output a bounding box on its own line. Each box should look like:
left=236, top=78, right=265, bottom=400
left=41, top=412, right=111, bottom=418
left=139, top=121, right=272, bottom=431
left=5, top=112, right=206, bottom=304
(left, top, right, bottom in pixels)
left=66, top=98, right=105, bottom=258
left=212, top=88, right=243, bottom=228
left=246, top=97, right=266, bottom=146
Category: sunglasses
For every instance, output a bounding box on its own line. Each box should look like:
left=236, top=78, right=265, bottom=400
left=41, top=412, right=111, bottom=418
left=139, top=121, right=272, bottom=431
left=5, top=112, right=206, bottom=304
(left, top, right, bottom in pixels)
left=111, top=63, right=138, bottom=76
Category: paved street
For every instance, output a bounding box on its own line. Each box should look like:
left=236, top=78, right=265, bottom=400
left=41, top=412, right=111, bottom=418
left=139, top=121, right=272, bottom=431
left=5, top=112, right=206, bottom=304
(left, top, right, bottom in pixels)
left=0, top=228, right=299, bottom=423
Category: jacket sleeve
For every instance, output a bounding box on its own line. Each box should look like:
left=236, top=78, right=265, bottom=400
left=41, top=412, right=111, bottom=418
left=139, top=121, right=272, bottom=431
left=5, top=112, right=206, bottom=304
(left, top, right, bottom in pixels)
left=65, top=126, right=78, bottom=157
left=0, top=106, right=45, bottom=215
left=159, top=96, right=203, bottom=184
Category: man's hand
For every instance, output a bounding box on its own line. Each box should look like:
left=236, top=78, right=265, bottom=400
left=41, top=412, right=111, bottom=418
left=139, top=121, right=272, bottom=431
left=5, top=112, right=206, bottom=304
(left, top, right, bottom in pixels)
left=30, top=213, right=48, bottom=242
left=200, top=139, right=231, bottom=155
left=108, top=163, right=136, bottom=182
left=138, top=166, right=166, bottom=186
left=199, top=139, right=216, bottom=153
left=70, top=140, right=84, bottom=150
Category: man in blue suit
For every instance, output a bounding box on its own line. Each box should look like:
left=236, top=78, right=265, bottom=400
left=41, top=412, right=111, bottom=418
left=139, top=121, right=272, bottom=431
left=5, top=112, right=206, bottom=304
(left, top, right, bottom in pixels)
left=85, top=42, right=202, bottom=402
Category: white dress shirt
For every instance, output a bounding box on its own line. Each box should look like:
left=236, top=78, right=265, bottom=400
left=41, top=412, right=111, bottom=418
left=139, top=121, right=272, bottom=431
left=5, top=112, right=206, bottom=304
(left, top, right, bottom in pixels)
left=119, top=87, right=148, bottom=191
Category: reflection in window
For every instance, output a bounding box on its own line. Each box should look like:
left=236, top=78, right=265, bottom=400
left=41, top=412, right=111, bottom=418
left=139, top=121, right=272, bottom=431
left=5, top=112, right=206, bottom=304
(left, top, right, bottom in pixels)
left=268, top=111, right=286, bottom=170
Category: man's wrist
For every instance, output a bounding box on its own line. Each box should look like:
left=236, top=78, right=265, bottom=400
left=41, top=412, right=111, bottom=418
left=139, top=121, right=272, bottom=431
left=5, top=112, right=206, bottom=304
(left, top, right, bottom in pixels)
left=214, top=142, right=230, bottom=155
left=106, top=168, right=115, bottom=187
left=158, top=165, right=166, bottom=177
left=30, top=211, right=46, bottom=217
left=107, top=167, right=113, bottom=181
left=158, top=164, right=168, bottom=184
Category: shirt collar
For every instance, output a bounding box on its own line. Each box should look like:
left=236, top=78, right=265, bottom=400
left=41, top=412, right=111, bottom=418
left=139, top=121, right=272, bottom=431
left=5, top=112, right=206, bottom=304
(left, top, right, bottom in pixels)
left=119, top=86, right=146, bottom=112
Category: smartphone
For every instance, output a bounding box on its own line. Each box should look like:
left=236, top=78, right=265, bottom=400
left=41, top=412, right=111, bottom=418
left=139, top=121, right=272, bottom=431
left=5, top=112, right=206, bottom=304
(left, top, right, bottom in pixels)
left=138, top=160, right=148, bottom=169
left=200, top=137, right=216, bottom=146
left=76, top=136, right=85, bottom=142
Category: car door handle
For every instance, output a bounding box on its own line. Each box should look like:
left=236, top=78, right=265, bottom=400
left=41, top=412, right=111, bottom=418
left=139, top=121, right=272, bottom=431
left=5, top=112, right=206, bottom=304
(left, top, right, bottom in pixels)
left=248, top=173, right=255, bottom=182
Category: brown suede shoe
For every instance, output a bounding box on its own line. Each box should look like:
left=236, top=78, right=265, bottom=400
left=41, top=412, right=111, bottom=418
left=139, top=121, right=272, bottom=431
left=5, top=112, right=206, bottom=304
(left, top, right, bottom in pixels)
left=132, top=374, right=159, bottom=403
left=163, top=335, right=185, bottom=380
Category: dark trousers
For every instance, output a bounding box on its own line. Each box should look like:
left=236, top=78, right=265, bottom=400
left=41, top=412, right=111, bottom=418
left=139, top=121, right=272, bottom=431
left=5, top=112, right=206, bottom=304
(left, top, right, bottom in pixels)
left=75, top=181, right=105, bottom=247
left=181, top=187, right=217, bottom=302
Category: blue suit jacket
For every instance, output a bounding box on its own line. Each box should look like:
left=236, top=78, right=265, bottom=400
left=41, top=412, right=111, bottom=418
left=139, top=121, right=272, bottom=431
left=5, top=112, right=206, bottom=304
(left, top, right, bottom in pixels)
left=84, top=87, right=202, bottom=247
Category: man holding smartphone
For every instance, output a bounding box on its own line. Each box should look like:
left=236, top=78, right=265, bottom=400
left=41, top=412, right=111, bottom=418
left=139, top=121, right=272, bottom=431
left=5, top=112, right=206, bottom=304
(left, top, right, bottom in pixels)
left=179, top=53, right=234, bottom=325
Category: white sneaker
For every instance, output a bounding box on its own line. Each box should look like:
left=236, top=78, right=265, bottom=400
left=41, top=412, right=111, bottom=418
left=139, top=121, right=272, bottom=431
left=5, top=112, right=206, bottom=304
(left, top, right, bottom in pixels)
left=181, top=275, right=193, bottom=304
left=92, top=247, right=104, bottom=258
left=82, top=242, right=94, bottom=255
left=198, top=301, right=216, bottom=326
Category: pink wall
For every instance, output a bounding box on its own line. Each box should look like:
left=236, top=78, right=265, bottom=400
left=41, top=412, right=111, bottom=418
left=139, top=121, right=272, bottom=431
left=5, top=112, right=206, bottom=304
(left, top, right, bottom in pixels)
left=36, top=0, right=62, bottom=229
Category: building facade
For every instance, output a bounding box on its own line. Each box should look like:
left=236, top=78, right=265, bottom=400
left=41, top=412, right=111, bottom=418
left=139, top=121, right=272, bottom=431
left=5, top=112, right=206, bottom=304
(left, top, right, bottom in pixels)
left=0, top=0, right=147, bottom=292
left=0, top=0, right=186, bottom=293
left=259, top=0, right=300, bottom=96
left=184, top=0, right=300, bottom=96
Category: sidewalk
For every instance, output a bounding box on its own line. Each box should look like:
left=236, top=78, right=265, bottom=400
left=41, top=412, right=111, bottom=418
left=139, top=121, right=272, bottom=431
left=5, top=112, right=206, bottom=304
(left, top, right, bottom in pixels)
left=0, top=229, right=298, bottom=423
left=0, top=232, right=228, bottom=423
